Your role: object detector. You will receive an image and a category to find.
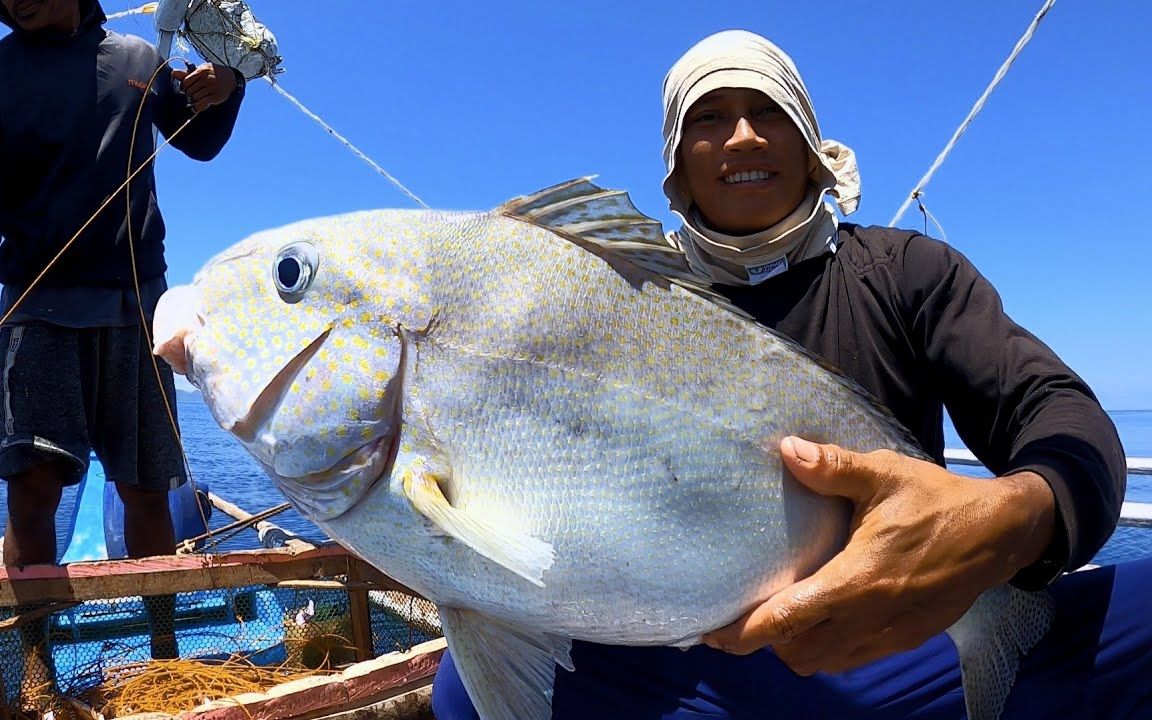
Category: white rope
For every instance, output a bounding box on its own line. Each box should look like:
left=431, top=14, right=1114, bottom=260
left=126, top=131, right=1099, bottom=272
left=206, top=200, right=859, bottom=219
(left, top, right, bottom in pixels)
left=889, top=0, right=1058, bottom=227
left=266, top=79, right=430, bottom=208
left=916, top=195, right=949, bottom=245
left=106, top=2, right=428, bottom=207
left=106, top=2, right=158, bottom=21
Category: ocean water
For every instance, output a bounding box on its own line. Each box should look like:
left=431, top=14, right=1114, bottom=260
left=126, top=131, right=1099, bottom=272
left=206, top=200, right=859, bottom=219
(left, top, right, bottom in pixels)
left=1, top=399, right=1149, bottom=565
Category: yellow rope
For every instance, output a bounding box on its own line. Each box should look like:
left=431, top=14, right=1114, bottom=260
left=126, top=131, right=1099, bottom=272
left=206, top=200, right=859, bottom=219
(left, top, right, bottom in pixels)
left=123, top=57, right=211, bottom=536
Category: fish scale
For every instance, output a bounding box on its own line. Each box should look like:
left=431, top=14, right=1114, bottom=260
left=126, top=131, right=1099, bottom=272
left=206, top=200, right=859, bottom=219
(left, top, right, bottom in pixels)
left=155, top=177, right=1055, bottom=720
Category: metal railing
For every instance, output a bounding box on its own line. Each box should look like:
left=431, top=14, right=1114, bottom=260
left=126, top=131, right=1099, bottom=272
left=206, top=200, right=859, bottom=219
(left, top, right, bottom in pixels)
left=944, top=449, right=1152, bottom=529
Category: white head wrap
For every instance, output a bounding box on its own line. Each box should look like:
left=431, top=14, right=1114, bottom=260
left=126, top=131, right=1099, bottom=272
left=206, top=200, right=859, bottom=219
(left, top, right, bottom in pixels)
left=662, top=30, right=861, bottom=285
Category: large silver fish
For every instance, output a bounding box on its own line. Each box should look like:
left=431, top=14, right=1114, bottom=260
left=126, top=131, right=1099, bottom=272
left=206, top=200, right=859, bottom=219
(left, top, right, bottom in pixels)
left=153, top=179, right=1053, bottom=720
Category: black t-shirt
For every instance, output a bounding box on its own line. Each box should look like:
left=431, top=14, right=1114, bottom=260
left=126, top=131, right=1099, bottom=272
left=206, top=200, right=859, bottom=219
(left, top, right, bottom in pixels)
left=719, top=223, right=1126, bottom=588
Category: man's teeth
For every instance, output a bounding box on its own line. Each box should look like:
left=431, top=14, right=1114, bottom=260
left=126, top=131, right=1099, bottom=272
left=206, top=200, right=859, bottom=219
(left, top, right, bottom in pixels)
left=724, top=170, right=774, bottom=184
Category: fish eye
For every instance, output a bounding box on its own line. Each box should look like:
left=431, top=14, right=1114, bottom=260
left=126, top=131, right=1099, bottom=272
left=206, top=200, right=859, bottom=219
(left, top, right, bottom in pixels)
left=273, top=242, right=319, bottom=303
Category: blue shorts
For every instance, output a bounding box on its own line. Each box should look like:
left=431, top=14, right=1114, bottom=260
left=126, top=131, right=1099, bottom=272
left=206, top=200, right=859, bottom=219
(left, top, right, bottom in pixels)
left=432, top=557, right=1152, bottom=719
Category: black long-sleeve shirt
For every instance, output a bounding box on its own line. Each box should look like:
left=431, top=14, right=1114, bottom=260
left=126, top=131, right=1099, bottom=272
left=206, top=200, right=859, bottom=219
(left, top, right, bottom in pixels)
left=719, top=224, right=1127, bottom=588
left=0, top=0, right=245, bottom=290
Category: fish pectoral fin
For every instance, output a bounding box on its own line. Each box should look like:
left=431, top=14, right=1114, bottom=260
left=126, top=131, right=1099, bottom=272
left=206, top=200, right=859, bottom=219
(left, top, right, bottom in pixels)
left=945, top=584, right=1055, bottom=720
left=440, top=607, right=573, bottom=720
left=400, top=464, right=555, bottom=587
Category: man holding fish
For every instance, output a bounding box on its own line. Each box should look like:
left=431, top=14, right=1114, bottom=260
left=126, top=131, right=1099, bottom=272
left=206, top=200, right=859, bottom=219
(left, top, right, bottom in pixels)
left=427, top=30, right=1152, bottom=720
left=149, top=27, right=1151, bottom=720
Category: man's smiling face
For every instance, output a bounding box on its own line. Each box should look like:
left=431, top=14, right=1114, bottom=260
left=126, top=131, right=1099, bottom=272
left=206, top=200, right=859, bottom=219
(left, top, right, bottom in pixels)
left=676, top=87, right=813, bottom=235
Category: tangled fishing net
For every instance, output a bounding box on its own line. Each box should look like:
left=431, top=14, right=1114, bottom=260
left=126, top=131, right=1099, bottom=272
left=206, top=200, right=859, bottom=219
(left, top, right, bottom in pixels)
left=81, top=656, right=337, bottom=717
left=11, top=642, right=350, bottom=718
left=151, top=0, right=282, bottom=80
left=0, top=588, right=386, bottom=719
left=179, top=0, right=282, bottom=80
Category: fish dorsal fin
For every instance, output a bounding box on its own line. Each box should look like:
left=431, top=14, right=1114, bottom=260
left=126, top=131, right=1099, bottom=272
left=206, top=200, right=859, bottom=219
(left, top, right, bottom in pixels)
left=498, top=177, right=756, bottom=320
left=499, top=176, right=666, bottom=245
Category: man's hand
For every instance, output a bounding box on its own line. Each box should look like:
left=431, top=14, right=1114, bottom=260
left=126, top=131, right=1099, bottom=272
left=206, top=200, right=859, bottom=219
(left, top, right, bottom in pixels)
left=702, top=436, right=1056, bottom=675
left=171, top=62, right=238, bottom=113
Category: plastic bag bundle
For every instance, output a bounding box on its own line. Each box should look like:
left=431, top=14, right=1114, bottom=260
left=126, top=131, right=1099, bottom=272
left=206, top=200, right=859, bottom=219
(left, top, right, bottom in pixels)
left=156, top=0, right=283, bottom=80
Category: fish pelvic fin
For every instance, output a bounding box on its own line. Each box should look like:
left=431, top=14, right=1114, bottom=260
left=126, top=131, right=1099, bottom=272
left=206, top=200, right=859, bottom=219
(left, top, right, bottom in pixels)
left=440, top=607, right=573, bottom=720
left=400, top=459, right=554, bottom=587
left=946, top=584, right=1055, bottom=720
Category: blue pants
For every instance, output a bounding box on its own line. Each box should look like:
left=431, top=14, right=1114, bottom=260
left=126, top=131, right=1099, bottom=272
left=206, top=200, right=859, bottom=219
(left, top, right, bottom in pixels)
left=431, top=558, right=1152, bottom=719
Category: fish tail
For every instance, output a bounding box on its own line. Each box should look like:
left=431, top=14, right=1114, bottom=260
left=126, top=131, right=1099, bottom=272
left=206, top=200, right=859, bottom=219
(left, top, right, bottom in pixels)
left=946, top=584, right=1055, bottom=720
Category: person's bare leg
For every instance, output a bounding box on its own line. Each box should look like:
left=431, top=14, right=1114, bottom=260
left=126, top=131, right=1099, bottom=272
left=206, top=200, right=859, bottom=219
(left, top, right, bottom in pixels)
left=117, top=482, right=178, bottom=659
left=3, top=463, right=65, bottom=567
left=3, top=462, right=67, bottom=707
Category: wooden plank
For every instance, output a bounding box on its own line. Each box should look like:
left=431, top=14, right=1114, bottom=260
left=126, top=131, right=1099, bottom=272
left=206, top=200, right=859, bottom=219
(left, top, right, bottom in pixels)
left=149, top=639, right=447, bottom=720
left=271, top=580, right=379, bottom=591
left=346, top=557, right=425, bottom=600
left=347, top=560, right=376, bottom=663
left=304, top=683, right=433, bottom=720
left=0, top=544, right=353, bottom=606
left=370, top=590, right=441, bottom=636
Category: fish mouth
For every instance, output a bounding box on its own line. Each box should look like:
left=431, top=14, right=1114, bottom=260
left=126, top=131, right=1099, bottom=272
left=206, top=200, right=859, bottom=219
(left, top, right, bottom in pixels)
left=266, top=421, right=402, bottom=523
left=330, top=420, right=403, bottom=497
left=320, top=351, right=408, bottom=494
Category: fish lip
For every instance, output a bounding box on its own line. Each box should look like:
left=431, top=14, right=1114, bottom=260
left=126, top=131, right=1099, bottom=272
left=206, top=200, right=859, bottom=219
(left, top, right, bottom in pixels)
left=180, top=332, right=202, bottom=387
left=229, top=328, right=333, bottom=443
left=361, top=331, right=408, bottom=492
left=372, top=421, right=404, bottom=494
left=276, top=392, right=403, bottom=523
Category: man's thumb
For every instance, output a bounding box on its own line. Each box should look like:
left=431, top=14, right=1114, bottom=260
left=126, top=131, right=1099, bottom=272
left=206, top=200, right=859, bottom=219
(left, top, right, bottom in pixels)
left=780, top=437, right=875, bottom=502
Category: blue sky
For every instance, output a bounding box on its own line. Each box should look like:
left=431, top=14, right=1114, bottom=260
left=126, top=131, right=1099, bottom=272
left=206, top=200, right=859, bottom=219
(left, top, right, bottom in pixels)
left=7, top=0, right=1152, bottom=409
